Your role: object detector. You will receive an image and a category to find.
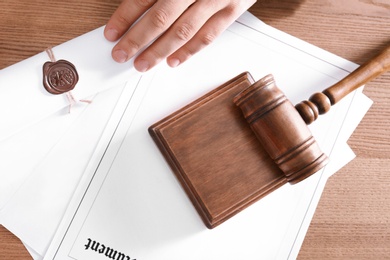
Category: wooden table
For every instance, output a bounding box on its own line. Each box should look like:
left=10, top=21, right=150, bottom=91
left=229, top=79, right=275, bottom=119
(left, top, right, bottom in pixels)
left=1, top=0, right=389, bottom=259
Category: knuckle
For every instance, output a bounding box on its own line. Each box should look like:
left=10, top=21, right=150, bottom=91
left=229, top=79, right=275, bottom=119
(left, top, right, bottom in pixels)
left=150, top=8, right=169, bottom=29
left=134, top=0, right=155, bottom=8
left=116, top=12, right=134, bottom=26
left=124, top=37, right=141, bottom=50
left=224, top=4, right=237, bottom=17
left=175, top=22, right=194, bottom=41
left=199, top=32, right=216, bottom=46
left=148, top=47, right=164, bottom=61
left=226, top=0, right=256, bottom=16
left=181, top=45, right=196, bottom=58
left=224, top=0, right=245, bottom=16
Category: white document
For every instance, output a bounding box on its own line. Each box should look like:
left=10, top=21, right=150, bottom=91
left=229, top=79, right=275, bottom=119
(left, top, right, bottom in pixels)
left=0, top=103, right=87, bottom=210
left=0, top=77, right=144, bottom=257
left=43, top=13, right=371, bottom=260
left=0, top=25, right=141, bottom=219
left=0, top=27, right=139, bottom=142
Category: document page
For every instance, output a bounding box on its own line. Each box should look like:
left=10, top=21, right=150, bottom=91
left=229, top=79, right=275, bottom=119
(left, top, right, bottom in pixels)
left=44, top=13, right=368, bottom=260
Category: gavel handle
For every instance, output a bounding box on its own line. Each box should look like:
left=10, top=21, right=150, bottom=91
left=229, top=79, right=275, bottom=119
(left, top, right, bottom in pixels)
left=296, top=45, right=390, bottom=124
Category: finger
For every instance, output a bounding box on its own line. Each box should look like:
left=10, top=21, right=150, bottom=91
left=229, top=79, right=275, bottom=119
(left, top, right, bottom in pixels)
left=167, top=0, right=256, bottom=67
left=104, top=0, right=157, bottom=42
left=133, top=1, right=223, bottom=71
left=112, top=0, right=194, bottom=64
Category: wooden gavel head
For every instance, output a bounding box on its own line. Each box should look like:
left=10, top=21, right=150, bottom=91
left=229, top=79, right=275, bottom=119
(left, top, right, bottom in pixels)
left=233, top=45, right=390, bottom=183
left=233, top=74, right=329, bottom=184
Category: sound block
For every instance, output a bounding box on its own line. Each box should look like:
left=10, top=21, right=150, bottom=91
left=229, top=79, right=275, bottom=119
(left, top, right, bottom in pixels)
left=149, top=72, right=287, bottom=229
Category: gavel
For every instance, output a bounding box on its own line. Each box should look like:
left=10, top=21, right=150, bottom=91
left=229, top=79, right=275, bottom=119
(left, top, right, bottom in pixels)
left=234, top=45, right=390, bottom=184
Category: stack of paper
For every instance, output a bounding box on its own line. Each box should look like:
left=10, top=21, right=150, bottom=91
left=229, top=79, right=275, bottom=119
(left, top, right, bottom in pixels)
left=0, top=12, right=371, bottom=260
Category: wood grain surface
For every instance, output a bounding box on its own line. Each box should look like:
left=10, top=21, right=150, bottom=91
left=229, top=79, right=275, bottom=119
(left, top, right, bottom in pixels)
left=1, top=0, right=389, bottom=259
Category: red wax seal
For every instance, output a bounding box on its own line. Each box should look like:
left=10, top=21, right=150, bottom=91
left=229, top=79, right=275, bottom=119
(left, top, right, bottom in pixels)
left=43, top=59, right=79, bottom=95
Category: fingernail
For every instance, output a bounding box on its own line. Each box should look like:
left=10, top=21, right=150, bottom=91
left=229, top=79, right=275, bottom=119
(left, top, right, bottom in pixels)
left=113, top=50, right=128, bottom=63
left=105, top=28, right=119, bottom=41
left=168, top=58, right=180, bottom=68
left=135, top=59, right=150, bottom=72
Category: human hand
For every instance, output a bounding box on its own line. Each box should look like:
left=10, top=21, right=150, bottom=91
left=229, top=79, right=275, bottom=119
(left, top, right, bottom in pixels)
left=104, top=0, right=256, bottom=72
